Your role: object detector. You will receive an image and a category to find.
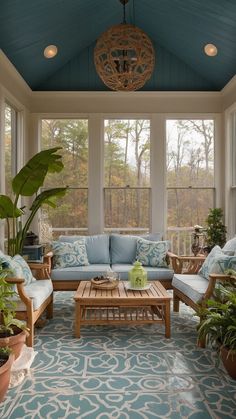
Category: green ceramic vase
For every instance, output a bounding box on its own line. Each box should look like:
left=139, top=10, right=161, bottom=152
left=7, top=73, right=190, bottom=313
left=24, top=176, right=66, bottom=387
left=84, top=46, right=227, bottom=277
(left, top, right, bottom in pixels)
left=128, top=261, right=147, bottom=288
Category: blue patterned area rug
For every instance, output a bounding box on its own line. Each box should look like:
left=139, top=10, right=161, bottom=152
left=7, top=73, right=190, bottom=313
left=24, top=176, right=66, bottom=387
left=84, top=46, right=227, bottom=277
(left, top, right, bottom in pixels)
left=0, top=291, right=236, bottom=419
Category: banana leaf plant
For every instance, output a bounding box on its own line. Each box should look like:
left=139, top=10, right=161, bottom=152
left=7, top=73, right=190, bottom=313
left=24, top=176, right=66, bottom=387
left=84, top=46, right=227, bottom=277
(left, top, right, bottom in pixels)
left=0, top=147, right=68, bottom=256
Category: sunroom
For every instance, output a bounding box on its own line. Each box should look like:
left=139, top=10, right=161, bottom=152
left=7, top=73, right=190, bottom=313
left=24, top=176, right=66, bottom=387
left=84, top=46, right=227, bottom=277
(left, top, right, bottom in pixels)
left=0, top=1, right=236, bottom=417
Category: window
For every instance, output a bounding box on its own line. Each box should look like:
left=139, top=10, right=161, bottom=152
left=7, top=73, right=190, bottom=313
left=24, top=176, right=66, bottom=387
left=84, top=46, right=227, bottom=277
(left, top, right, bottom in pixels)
left=166, top=119, right=215, bottom=254
left=230, top=111, right=236, bottom=235
left=40, top=119, right=88, bottom=240
left=4, top=103, right=17, bottom=196
left=104, top=119, right=150, bottom=233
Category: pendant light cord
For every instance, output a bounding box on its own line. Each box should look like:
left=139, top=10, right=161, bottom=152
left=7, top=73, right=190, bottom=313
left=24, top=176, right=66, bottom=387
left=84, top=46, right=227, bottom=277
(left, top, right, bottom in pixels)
left=123, top=1, right=126, bottom=24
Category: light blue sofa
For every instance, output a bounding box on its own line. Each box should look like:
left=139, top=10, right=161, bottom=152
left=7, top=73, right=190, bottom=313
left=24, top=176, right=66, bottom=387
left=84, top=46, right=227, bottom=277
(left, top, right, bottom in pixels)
left=49, top=234, right=174, bottom=291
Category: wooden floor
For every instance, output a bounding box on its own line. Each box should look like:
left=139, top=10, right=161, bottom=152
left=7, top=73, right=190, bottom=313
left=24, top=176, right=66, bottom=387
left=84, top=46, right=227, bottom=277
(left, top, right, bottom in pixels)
left=74, top=281, right=171, bottom=339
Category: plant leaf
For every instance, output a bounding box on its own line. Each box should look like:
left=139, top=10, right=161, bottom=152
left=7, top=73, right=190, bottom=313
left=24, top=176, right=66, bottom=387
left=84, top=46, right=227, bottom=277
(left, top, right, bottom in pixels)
left=30, top=188, right=68, bottom=212
left=0, top=195, right=23, bottom=218
left=12, top=147, right=64, bottom=197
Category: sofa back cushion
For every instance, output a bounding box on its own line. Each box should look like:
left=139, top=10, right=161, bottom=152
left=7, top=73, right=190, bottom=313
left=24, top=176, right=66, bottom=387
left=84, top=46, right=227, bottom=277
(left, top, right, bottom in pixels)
left=110, top=234, right=163, bottom=264
left=136, top=238, right=169, bottom=267
left=52, top=239, right=89, bottom=268
left=59, top=234, right=110, bottom=264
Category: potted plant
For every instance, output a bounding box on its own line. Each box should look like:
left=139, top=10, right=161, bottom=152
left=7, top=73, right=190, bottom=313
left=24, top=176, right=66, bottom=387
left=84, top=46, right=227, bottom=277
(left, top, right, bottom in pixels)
left=0, top=347, right=14, bottom=403
left=0, top=147, right=67, bottom=256
left=197, top=284, right=236, bottom=379
left=0, top=262, right=29, bottom=359
left=204, top=208, right=227, bottom=253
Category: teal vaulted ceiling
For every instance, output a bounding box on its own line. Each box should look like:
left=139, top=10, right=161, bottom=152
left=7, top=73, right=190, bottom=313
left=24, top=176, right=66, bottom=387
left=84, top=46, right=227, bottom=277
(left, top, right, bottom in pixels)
left=0, top=0, right=236, bottom=91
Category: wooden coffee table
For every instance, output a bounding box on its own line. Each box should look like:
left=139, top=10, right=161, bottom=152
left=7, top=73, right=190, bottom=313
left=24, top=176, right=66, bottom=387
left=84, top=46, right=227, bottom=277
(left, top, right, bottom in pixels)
left=74, top=281, right=171, bottom=338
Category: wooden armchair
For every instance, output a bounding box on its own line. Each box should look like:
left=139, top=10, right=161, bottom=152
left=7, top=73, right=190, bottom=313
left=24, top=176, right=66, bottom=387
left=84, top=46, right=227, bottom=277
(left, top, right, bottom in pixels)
left=169, top=253, right=236, bottom=312
left=6, top=261, right=53, bottom=347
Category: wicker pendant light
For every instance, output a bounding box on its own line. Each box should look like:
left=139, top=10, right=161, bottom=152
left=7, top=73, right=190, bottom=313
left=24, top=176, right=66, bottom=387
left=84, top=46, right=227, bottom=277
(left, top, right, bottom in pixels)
left=94, top=0, right=155, bottom=91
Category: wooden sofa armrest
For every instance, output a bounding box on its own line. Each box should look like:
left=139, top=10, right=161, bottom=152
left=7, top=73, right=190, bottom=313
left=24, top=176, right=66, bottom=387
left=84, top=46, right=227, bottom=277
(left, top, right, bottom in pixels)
left=168, top=252, right=205, bottom=274
left=28, top=261, right=51, bottom=279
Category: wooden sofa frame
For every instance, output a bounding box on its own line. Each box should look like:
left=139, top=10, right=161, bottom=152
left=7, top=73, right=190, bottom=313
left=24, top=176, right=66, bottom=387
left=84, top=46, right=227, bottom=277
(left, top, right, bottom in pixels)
left=40, top=253, right=174, bottom=291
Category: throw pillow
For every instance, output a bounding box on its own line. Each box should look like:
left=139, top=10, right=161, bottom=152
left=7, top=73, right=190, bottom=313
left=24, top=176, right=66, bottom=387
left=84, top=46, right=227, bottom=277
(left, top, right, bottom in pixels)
left=136, top=238, right=169, bottom=267
left=198, top=245, right=236, bottom=279
left=52, top=239, right=89, bottom=269
left=222, top=237, right=236, bottom=253
left=0, top=251, right=23, bottom=278
left=13, top=254, right=36, bottom=285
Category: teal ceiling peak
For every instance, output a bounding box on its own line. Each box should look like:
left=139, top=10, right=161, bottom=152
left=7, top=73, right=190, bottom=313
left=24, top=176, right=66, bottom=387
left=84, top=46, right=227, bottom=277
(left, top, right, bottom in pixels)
left=0, top=0, right=236, bottom=92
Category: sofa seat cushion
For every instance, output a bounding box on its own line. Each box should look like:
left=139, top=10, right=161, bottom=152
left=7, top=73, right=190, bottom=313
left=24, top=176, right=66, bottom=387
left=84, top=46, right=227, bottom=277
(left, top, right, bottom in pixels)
left=172, top=274, right=209, bottom=303
left=15, top=279, right=53, bottom=311
left=59, top=234, right=110, bottom=264
left=51, top=264, right=111, bottom=281
left=112, top=264, right=174, bottom=281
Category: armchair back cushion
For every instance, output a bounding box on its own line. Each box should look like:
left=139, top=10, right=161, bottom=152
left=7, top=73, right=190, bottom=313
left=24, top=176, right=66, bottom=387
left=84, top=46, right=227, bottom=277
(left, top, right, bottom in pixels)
left=59, top=234, right=110, bottom=264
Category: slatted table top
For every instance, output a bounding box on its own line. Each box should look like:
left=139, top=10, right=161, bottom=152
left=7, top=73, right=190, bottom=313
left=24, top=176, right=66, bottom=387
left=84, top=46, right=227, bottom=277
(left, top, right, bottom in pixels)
left=74, top=281, right=171, bottom=305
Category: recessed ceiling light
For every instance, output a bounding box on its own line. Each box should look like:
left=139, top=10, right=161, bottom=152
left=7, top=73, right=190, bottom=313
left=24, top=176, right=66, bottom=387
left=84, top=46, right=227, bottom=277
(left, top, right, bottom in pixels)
left=44, top=45, right=58, bottom=59
left=204, top=43, right=218, bottom=57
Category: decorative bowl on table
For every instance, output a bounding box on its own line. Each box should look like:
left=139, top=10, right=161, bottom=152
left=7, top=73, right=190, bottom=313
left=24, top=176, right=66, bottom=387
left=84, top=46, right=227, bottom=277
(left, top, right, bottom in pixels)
left=91, top=276, right=119, bottom=290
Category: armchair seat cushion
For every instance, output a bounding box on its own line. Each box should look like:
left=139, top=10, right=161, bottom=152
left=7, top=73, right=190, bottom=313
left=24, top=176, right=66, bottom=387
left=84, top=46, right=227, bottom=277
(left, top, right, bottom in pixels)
left=172, top=274, right=209, bottom=303
left=15, top=279, right=53, bottom=311
left=51, top=264, right=111, bottom=281
left=112, top=264, right=174, bottom=281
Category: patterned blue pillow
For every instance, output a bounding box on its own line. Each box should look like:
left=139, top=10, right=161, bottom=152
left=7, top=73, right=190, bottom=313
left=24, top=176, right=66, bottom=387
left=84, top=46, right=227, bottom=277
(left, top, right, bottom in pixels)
left=216, top=255, right=236, bottom=273
left=198, top=245, right=236, bottom=280
left=0, top=251, right=35, bottom=286
left=13, top=254, right=36, bottom=285
left=136, top=238, right=169, bottom=267
left=0, top=251, right=23, bottom=278
left=52, top=239, right=89, bottom=269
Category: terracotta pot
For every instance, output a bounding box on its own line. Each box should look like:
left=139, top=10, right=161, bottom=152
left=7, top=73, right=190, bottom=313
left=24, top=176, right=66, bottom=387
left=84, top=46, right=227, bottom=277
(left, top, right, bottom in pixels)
left=220, top=346, right=236, bottom=380
left=0, top=328, right=28, bottom=360
left=0, top=353, right=14, bottom=403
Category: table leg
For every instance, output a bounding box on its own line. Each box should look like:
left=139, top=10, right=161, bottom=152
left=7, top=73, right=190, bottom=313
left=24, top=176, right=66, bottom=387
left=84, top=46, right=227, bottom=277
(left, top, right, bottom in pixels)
left=164, top=301, right=171, bottom=338
left=75, top=302, right=81, bottom=338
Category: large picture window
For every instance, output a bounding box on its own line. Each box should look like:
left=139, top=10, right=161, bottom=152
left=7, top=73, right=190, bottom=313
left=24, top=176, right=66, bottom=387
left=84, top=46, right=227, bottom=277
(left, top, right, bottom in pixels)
left=166, top=119, right=215, bottom=254
left=5, top=103, right=17, bottom=196
left=104, top=119, right=150, bottom=233
left=41, top=119, right=88, bottom=240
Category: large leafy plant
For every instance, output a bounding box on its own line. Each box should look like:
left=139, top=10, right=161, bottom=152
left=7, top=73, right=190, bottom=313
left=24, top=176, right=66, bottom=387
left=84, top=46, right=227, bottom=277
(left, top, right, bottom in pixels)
left=197, top=285, right=236, bottom=356
left=0, top=262, right=27, bottom=336
left=0, top=147, right=67, bottom=256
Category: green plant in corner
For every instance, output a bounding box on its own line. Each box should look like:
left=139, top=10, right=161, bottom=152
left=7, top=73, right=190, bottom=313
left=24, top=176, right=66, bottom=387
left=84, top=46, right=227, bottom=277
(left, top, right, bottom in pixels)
left=0, top=147, right=67, bottom=256
left=205, top=208, right=227, bottom=251
left=0, top=262, right=27, bottom=336
left=197, top=284, right=236, bottom=379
